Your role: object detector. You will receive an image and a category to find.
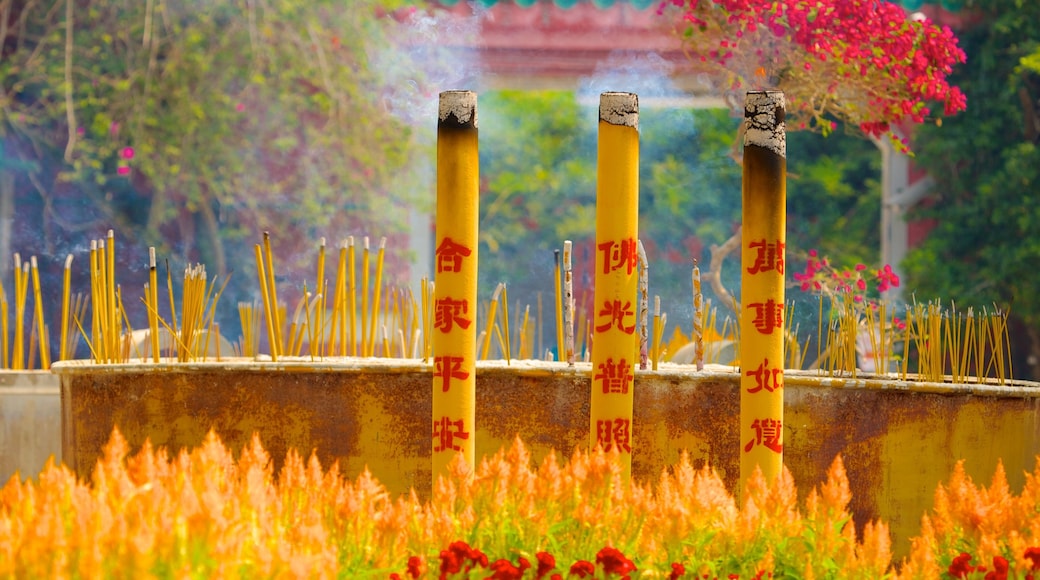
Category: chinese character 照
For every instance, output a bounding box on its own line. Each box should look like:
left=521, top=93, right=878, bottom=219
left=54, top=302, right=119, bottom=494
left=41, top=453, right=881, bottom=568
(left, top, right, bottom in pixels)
left=595, top=418, right=633, bottom=453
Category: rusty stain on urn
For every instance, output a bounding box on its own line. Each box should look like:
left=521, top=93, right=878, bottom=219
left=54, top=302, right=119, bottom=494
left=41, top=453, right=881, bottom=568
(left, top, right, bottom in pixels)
left=54, top=359, right=1040, bottom=558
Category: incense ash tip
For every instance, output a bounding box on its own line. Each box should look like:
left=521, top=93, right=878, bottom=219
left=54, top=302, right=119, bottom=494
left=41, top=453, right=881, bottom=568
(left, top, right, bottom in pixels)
left=599, top=92, right=638, bottom=128
left=744, top=91, right=786, bottom=159
left=439, top=90, right=477, bottom=129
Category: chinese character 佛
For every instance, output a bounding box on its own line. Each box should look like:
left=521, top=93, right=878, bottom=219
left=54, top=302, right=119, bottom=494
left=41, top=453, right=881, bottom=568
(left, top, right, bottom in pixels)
left=595, top=418, right=632, bottom=453
left=595, top=357, right=633, bottom=394
left=434, top=355, right=469, bottom=392
left=746, top=239, right=785, bottom=275
left=598, top=238, right=638, bottom=275
left=433, top=416, right=470, bottom=453
left=744, top=418, right=783, bottom=454
left=745, top=358, right=783, bottom=394
left=435, top=237, right=473, bottom=273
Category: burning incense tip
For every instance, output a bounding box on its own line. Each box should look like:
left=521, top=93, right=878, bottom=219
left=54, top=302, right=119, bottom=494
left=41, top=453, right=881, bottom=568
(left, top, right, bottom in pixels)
left=65, top=254, right=73, bottom=269
left=744, top=90, right=786, bottom=158
left=438, top=90, right=477, bottom=128
left=599, top=92, right=638, bottom=128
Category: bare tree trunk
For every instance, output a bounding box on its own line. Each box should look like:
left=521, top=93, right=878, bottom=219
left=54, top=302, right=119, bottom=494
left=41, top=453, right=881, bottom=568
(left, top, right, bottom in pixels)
left=708, top=227, right=741, bottom=314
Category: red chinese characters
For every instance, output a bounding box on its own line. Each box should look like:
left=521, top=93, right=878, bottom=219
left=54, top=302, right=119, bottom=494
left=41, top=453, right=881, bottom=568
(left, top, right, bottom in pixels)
left=595, top=357, right=633, bottom=394
left=598, top=238, right=638, bottom=275
left=746, top=239, right=785, bottom=275
left=746, top=299, right=784, bottom=335
left=434, top=297, right=472, bottom=333
left=434, top=355, right=469, bottom=392
left=744, top=418, right=783, bottom=454
left=745, top=357, right=783, bottom=393
left=435, top=237, right=473, bottom=274
left=433, top=416, right=470, bottom=453
left=595, top=299, right=636, bottom=335
left=595, top=418, right=632, bottom=453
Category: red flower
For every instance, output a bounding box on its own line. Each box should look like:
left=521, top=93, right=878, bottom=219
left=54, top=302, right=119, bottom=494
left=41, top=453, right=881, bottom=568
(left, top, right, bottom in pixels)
left=985, top=556, right=1009, bottom=580
left=669, top=562, right=686, bottom=579
left=439, top=541, right=488, bottom=579
left=1025, top=546, right=1040, bottom=570
left=488, top=558, right=524, bottom=580
left=947, top=552, right=977, bottom=578
left=569, top=560, right=595, bottom=578
left=407, top=556, right=423, bottom=579
left=537, top=552, right=557, bottom=578
left=595, top=547, right=636, bottom=577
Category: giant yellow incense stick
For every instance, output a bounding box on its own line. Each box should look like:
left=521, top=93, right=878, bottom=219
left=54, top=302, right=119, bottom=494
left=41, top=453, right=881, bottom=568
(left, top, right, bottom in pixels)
left=432, top=90, right=479, bottom=478
left=590, top=92, right=640, bottom=478
left=740, top=90, right=787, bottom=486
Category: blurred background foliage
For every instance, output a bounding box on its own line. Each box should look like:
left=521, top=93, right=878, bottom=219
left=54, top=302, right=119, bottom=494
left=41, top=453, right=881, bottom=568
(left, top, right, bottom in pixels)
left=0, top=0, right=1037, bottom=376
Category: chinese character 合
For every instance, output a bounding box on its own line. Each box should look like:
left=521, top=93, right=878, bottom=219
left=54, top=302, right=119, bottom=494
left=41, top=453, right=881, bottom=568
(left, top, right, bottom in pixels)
left=746, top=239, right=785, bottom=275
left=433, top=416, right=470, bottom=453
left=595, top=418, right=632, bottom=453
left=744, top=418, right=783, bottom=454
left=595, top=357, right=633, bottom=394
left=435, top=237, right=472, bottom=274
left=595, top=299, right=636, bottom=335
left=747, top=299, right=783, bottom=335
left=745, top=358, right=783, bottom=394
left=598, top=238, right=639, bottom=275
left=434, top=297, right=472, bottom=333
left=434, top=355, right=470, bottom=392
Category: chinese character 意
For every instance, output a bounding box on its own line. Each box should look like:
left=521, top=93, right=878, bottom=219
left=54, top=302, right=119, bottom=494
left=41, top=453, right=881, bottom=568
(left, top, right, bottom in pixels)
left=745, top=357, right=783, bottom=394
left=434, top=355, right=470, bottom=392
left=435, top=237, right=473, bottom=274
left=744, top=418, right=783, bottom=454
left=747, top=299, right=784, bottom=335
left=595, top=418, right=632, bottom=453
left=746, top=239, right=785, bottom=275
left=595, top=357, right=634, bottom=394
left=433, top=416, right=470, bottom=453
left=598, top=238, right=639, bottom=276
left=434, top=297, right=473, bottom=333
left=595, top=299, right=636, bottom=335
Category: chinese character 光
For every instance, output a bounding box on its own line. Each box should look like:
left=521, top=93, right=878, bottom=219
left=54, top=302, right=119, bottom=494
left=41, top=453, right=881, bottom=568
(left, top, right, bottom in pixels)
left=598, top=238, right=639, bottom=275
left=433, top=416, right=470, bottom=453
left=434, top=297, right=472, bottom=333
left=595, top=299, right=636, bottom=335
left=744, top=418, right=783, bottom=454
left=746, top=239, right=785, bottom=275
left=434, top=355, right=470, bottom=392
left=435, top=237, right=472, bottom=273
left=595, top=357, right=633, bottom=394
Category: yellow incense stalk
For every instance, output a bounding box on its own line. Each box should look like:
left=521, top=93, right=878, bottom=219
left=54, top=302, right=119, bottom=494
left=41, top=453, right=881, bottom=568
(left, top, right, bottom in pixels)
left=739, top=90, right=787, bottom=487
left=29, top=256, right=49, bottom=369
left=590, top=92, right=640, bottom=478
left=432, top=90, right=479, bottom=477
left=60, top=254, right=73, bottom=361
left=553, top=250, right=563, bottom=361
left=106, top=230, right=118, bottom=362
left=480, top=283, right=502, bottom=360
left=348, top=236, right=357, bottom=356
left=262, top=232, right=282, bottom=357
left=254, top=244, right=278, bottom=362
left=13, top=254, right=27, bottom=368
left=148, top=247, right=160, bottom=362
left=314, top=237, right=327, bottom=355
left=368, top=237, right=386, bottom=357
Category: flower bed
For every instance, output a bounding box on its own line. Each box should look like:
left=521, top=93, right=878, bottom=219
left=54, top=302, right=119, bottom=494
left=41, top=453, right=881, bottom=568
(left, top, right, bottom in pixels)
left=3, top=430, right=1039, bottom=578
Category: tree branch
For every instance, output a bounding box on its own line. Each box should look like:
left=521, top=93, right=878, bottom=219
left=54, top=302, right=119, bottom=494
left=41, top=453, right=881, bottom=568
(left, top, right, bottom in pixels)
left=708, top=227, right=741, bottom=315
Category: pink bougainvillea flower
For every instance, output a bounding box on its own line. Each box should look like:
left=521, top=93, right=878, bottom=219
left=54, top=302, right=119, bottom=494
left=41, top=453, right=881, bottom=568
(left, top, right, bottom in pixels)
left=121, top=146, right=134, bottom=160
left=235, top=102, right=245, bottom=112
left=116, top=166, right=130, bottom=176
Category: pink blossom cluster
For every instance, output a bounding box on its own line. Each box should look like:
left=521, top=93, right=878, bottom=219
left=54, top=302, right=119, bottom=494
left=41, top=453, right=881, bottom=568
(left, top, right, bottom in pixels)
left=662, top=0, right=967, bottom=141
left=792, top=249, right=900, bottom=301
